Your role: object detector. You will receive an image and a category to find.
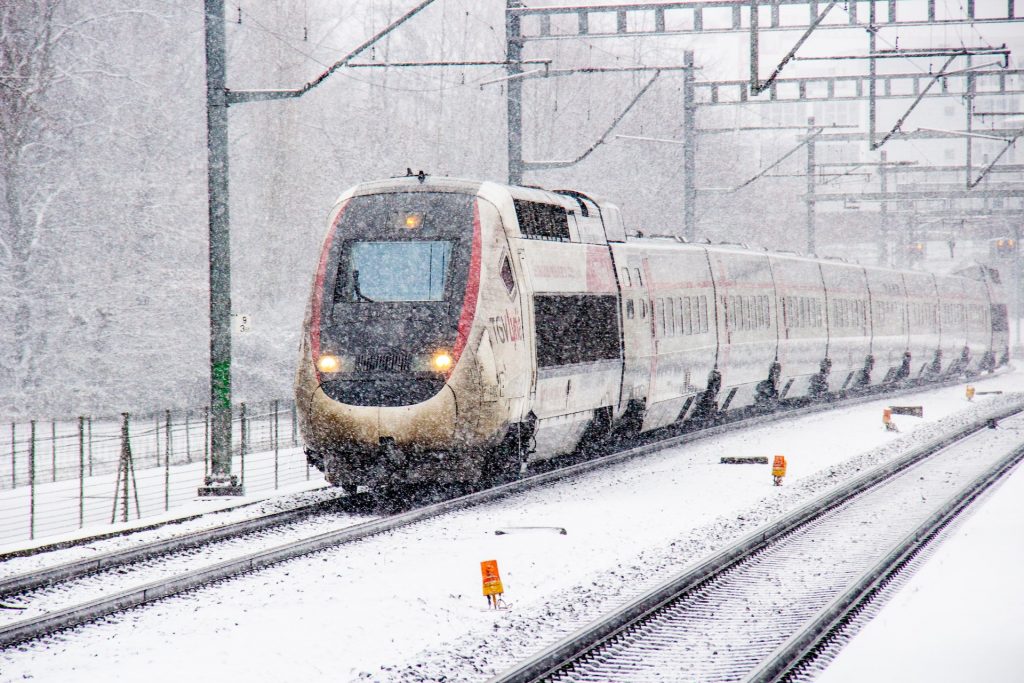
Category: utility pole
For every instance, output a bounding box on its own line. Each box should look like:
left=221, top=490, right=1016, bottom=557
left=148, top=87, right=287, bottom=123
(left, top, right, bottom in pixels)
left=198, top=0, right=442, bottom=496
left=683, top=50, right=697, bottom=241
left=201, top=0, right=240, bottom=496
left=878, top=151, right=889, bottom=266
left=1015, top=220, right=1023, bottom=356
left=806, top=116, right=816, bottom=255
left=506, top=0, right=524, bottom=186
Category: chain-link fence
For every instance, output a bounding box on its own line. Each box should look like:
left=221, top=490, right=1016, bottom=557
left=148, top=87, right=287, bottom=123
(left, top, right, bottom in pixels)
left=0, top=399, right=318, bottom=545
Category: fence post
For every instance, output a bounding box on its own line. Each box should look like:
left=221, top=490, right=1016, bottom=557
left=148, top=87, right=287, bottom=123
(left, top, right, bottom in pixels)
left=203, top=406, right=209, bottom=478
left=79, top=416, right=85, bottom=528
left=154, top=413, right=160, bottom=467
left=273, top=400, right=279, bottom=490
left=239, top=402, right=246, bottom=487
left=165, top=409, right=171, bottom=512
left=51, top=420, right=56, bottom=483
left=10, top=422, right=15, bottom=488
left=87, top=417, right=93, bottom=476
left=291, top=402, right=297, bottom=446
left=113, top=413, right=135, bottom=524
left=29, top=421, right=36, bottom=540
left=185, top=409, right=192, bottom=463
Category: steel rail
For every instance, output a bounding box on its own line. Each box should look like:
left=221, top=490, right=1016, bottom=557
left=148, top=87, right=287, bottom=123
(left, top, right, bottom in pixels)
left=748, top=438, right=1024, bottom=682
left=488, top=398, right=1024, bottom=683
left=0, top=496, right=345, bottom=598
left=0, top=372, right=1011, bottom=648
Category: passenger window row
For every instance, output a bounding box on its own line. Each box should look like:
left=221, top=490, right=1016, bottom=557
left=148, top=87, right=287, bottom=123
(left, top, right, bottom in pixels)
left=940, top=302, right=965, bottom=326
left=830, top=298, right=864, bottom=328
left=652, top=295, right=709, bottom=336
left=782, top=295, right=823, bottom=329
left=966, top=304, right=988, bottom=326
left=909, top=302, right=936, bottom=328
left=727, top=294, right=771, bottom=332
left=873, top=300, right=905, bottom=327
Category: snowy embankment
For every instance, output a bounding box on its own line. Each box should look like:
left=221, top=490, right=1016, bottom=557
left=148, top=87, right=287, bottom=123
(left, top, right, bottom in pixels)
left=0, top=370, right=1020, bottom=682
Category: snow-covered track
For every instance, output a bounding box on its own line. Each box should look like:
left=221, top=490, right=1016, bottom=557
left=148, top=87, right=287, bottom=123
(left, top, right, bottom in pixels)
left=490, top=399, right=1024, bottom=683
left=0, top=494, right=349, bottom=598
left=0, top=375, right=1010, bottom=650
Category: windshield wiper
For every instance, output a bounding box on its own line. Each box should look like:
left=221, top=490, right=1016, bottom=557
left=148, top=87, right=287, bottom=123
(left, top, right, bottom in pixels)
left=352, top=270, right=374, bottom=302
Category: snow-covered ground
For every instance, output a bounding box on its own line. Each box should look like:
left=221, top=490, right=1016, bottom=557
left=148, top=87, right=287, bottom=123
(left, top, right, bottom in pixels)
left=816, top=447, right=1024, bottom=682
left=0, top=369, right=1021, bottom=682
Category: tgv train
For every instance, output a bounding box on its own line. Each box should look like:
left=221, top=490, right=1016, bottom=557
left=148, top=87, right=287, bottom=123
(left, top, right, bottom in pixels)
left=295, top=176, right=1010, bottom=492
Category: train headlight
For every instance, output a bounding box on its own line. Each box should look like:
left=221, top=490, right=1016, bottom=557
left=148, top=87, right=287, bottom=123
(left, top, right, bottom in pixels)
left=431, top=350, right=453, bottom=372
left=402, top=212, right=423, bottom=230
left=316, top=354, right=342, bottom=373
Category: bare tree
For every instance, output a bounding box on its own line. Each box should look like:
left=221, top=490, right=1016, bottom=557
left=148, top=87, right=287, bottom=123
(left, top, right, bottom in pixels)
left=0, top=0, right=68, bottom=407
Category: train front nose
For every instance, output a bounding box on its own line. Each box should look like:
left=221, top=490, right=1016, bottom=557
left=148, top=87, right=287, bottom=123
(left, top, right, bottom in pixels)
left=301, top=188, right=481, bottom=488
left=313, top=371, right=457, bottom=450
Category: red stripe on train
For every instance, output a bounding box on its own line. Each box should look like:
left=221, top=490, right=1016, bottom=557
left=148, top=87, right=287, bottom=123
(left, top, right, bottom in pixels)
left=451, top=200, right=482, bottom=370
left=310, top=200, right=350, bottom=380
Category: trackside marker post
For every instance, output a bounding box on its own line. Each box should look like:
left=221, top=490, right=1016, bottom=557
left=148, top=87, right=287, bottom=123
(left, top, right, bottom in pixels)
left=772, top=455, right=786, bottom=486
left=883, top=408, right=898, bottom=431
left=481, top=559, right=506, bottom=609
left=966, top=385, right=976, bottom=401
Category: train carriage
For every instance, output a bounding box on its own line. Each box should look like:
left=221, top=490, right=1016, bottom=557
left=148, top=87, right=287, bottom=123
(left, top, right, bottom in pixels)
left=296, top=175, right=1009, bottom=493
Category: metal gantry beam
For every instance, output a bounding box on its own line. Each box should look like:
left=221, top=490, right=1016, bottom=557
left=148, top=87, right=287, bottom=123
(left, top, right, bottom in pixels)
left=509, top=0, right=1024, bottom=40
left=693, top=68, right=1024, bottom=106
left=813, top=188, right=1024, bottom=200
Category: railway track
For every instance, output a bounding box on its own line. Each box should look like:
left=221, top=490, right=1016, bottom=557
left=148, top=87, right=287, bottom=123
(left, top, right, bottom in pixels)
left=489, top=403, right=1024, bottom=683
left=0, top=375, right=1013, bottom=650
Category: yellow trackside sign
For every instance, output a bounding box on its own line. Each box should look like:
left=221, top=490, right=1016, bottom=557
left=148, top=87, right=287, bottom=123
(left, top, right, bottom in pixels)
left=481, top=560, right=504, bottom=597
left=772, top=455, right=787, bottom=486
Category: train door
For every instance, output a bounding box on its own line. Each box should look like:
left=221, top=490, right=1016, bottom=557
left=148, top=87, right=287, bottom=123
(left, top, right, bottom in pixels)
left=611, top=248, right=654, bottom=417
left=516, top=247, right=538, bottom=419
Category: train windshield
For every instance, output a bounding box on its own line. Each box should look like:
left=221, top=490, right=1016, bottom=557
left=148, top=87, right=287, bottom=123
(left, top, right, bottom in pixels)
left=346, top=241, right=452, bottom=302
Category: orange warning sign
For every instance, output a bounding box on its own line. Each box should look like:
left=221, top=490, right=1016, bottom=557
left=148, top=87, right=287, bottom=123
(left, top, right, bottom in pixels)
left=481, top=560, right=504, bottom=597
left=771, top=455, right=787, bottom=478
left=966, top=385, right=976, bottom=401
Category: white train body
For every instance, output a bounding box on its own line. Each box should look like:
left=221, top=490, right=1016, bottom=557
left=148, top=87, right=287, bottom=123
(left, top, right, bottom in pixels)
left=295, top=177, right=1009, bottom=490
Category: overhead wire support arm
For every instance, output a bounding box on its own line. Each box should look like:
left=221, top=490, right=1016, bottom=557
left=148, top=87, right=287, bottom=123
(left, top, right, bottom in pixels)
left=732, top=126, right=823, bottom=191
left=967, top=132, right=1023, bottom=188
left=226, top=0, right=442, bottom=105
left=750, top=0, right=842, bottom=95
left=872, top=53, right=959, bottom=150
left=522, top=71, right=663, bottom=171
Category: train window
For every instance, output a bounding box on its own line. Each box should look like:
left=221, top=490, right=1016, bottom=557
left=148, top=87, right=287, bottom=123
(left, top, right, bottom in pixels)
left=514, top=200, right=570, bottom=241
left=626, top=300, right=635, bottom=319
left=668, top=299, right=676, bottom=336
left=992, top=304, right=1008, bottom=331
left=657, top=299, right=666, bottom=337
left=534, top=294, right=620, bottom=367
left=344, top=240, right=452, bottom=302
left=621, top=268, right=632, bottom=287
left=633, top=268, right=643, bottom=287
left=699, top=296, right=708, bottom=333
left=682, top=297, right=692, bottom=335
left=500, top=254, right=516, bottom=297
left=640, top=298, right=647, bottom=318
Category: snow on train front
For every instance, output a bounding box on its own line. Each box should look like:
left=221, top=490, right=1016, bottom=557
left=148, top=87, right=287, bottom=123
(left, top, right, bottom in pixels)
left=294, top=177, right=515, bottom=492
